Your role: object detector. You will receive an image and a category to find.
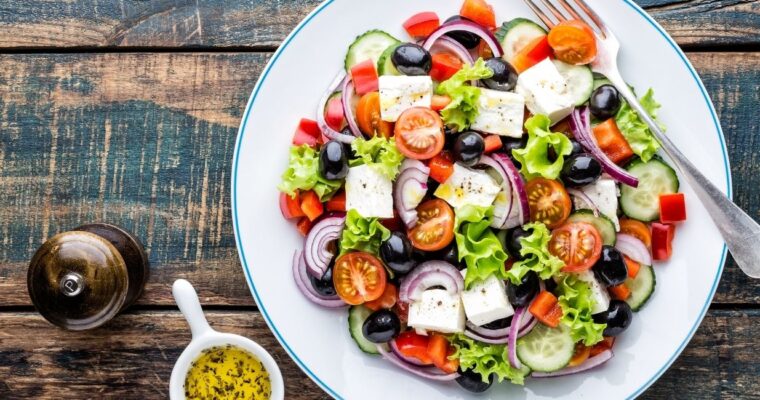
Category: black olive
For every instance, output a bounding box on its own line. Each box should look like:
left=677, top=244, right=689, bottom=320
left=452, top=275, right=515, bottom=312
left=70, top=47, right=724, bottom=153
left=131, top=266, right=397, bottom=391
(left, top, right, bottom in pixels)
left=543, top=278, right=558, bottom=293
left=412, top=244, right=460, bottom=269
left=456, top=369, right=494, bottom=393
left=391, top=43, right=432, bottom=76
left=452, top=131, right=485, bottom=167
left=308, top=265, right=336, bottom=297
left=505, top=226, right=531, bottom=260
left=444, top=16, right=481, bottom=49
left=380, top=232, right=416, bottom=274
left=507, top=271, right=540, bottom=308
left=570, top=139, right=584, bottom=156
left=502, top=136, right=528, bottom=169
left=561, top=154, right=603, bottom=187
left=362, top=309, right=401, bottom=343
left=319, top=140, right=348, bottom=180
left=593, top=246, right=628, bottom=286
left=482, top=316, right=513, bottom=330
left=547, top=145, right=559, bottom=163
left=589, top=85, right=622, bottom=120
left=593, top=300, right=633, bottom=336
left=483, top=58, right=518, bottom=91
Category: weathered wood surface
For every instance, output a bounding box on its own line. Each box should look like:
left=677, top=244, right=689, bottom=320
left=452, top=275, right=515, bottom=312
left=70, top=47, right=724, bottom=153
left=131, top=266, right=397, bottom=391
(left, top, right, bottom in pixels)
left=0, top=0, right=757, bottom=49
left=0, top=52, right=758, bottom=308
left=0, top=309, right=757, bottom=399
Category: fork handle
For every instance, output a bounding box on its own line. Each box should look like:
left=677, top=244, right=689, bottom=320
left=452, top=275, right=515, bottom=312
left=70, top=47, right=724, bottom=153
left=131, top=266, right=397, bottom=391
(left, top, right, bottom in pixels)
left=606, top=70, right=760, bottom=278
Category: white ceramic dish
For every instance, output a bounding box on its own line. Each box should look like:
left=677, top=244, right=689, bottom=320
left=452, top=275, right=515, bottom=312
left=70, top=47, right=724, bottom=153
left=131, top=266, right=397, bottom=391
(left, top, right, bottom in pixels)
left=169, top=279, right=284, bottom=400
left=231, top=1, right=730, bottom=398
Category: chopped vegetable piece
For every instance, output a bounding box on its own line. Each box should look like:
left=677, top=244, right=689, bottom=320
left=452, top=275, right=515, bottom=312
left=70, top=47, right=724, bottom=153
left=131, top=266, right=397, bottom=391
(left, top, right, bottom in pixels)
left=340, top=209, right=392, bottom=256
left=430, top=53, right=464, bottom=82
left=428, top=334, right=459, bottom=373
left=325, top=97, right=345, bottom=131
left=568, top=343, right=591, bottom=367
left=615, top=88, right=663, bottom=162
left=300, top=190, right=324, bottom=221
left=507, top=222, right=565, bottom=284
left=625, top=256, right=641, bottom=279
left=436, top=58, right=494, bottom=131
left=280, top=192, right=305, bottom=219
left=395, top=331, right=433, bottom=365
left=292, top=118, right=321, bottom=147
left=592, top=118, right=634, bottom=165
left=325, top=190, right=346, bottom=212
left=651, top=222, right=675, bottom=261
left=589, top=337, right=615, bottom=357
left=356, top=92, right=394, bottom=138
left=609, top=283, right=631, bottom=300
left=555, top=274, right=606, bottom=346
left=350, top=136, right=405, bottom=180
left=394, top=107, right=446, bottom=160
left=455, top=205, right=509, bottom=288
left=513, top=115, right=573, bottom=180
left=659, top=193, right=687, bottom=223
left=529, top=290, right=562, bottom=328
left=460, top=0, right=497, bottom=30
left=547, top=20, right=597, bottom=65
left=365, top=284, right=398, bottom=311
left=483, top=134, right=502, bottom=154
left=525, top=178, right=572, bottom=228
left=296, top=217, right=314, bottom=236
left=351, top=59, right=380, bottom=95
left=620, top=218, right=652, bottom=248
left=333, top=252, right=387, bottom=305
left=511, top=35, right=552, bottom=73
left=431, top=94, right=453, bottom=111
left=278, top=145, right=342, bottom=201
left=403, top=11, right=440, bottom=38
left=449, top=334, right=530, bottom=385
left=429, top=152, right=455, bottom=183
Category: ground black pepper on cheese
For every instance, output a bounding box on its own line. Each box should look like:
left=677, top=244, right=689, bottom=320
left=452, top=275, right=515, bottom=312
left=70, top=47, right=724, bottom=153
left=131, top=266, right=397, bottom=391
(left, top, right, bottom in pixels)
left=184, top=344, right=271, bottom=400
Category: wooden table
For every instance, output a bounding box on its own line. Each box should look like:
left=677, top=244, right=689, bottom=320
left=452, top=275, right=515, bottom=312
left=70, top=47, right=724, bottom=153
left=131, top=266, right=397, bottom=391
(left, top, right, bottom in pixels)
left=0, top=1, right=758, bottom=398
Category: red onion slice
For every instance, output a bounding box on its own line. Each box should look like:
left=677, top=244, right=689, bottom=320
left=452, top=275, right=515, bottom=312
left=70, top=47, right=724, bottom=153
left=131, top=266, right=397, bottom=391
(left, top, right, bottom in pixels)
left=304, top=214, right=346, bottom=278
left=615, top=233, right=652, bottom=265
left=426, top=36, right=474, bottom=66
left=567, top=188, right=601, bottom=217
left=377, top=345, right=460, bottom=381
left=423, top=20, right=503, bottom=58
left=570, top=108, right=638, bottom=187
left=292, top=251, right=347, bottom=308
left=341, top=78, right=364, bottom=138
left=532, top=350, right=614, bottom=378
left=491, top=153, right=529, bottom=229
left=464, top=329, right=509, bottom=344
left=394, top=160, right=430, bottom=228
left=508, top=307, right=526, bottom=369
left=390, top=339, right=428, bottom=367
left=317, top=72, right=355, bottom=144
left=399, top=261, right=464, bottom=303
left=479, top=155, right=514, bottom=229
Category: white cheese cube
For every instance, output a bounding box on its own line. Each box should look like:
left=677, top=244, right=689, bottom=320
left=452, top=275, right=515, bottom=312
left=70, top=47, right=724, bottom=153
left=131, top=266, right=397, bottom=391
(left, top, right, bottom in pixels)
left=408, top=289, right=465, bottom=334
left=461, top=274, right=514, bottom=326
left=345, top=164, right=394, bottom=218
left=572, top=178, right=620, bottom=230
left=515, top=58, right=573, bottom=124
left=434, top=164, right=501, bottom=209
left=572, top=270, right=611, bottom=315
left=378, top=75, right=433, bottom=122
left=471, top=88, right=525, bottom=138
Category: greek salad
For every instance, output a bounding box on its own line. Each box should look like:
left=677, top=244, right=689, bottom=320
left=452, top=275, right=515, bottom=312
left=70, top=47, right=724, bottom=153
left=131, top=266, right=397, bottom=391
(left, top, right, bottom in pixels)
left=278, top=0, right=686, bottom=393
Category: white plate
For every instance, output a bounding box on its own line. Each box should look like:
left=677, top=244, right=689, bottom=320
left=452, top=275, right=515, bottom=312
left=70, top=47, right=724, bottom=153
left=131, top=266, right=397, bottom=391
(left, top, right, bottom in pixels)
left=231, top=1, right=730, bottom=398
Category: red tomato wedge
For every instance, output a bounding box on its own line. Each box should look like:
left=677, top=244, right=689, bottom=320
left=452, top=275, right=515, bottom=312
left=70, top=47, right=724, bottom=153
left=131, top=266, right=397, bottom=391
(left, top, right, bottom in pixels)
left=365, top=284, right=398, bottom=311
left=394, top=331, right=433, bottom=365
left=483, top=134, right=502, bottom=153
left=408, top=199, right=455, bottom=251
left=651, top=222, right=676, bottom=261
left=333, top=252, right=387, bottom=305
left=296, top=217, right=314, bottom=237
left=403, top=12, right=440, bottom=38
left=460, top=0, right=496, bottom=30
left=593, top=118, right=634, bottom=165
left=568, top=343, right=591, bottom=367
left=619, top=218, right=652, bottom=248
left=659, top=193, right=687, bottom=223
left=550, top=222, right=603, bottom=272
left=511, top=35, right=553, bottom=73
left=428, top=152, right=455, bottom=183
left=431, top=94, right=452, bottom=111
left=356, top=92, right=393, bottom=138
left=394, top=107, right=445, bottom=160
left=279, top=192, right=305, bottom=220
left=590, top=337, right=615, bottom=357
left=325, top=96, right=344, bottom=131
left=350, top=59, right=379, bottom=95
left=430, top=53, right=463, bottom=82
left=292, top=118, right=321, bottom=147
left=548, top=20, right=598, bottom=65
left=325, top=190, right=346, bottom=212
left=526, top=178, right=572, bottom=229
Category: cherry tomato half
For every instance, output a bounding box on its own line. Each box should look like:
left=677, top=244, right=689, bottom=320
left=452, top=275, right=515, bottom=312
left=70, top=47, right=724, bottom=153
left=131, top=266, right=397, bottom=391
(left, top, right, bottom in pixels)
left=547, top=20, right=598, bottom=65
left=356, top=92, right=393, bottom=138
left=394, top=107, right=445, bottom=160
left=408, top=199, right=455, bottom=251
left=333, top=252, right=387, bottom=305
left=549, top=222, right=603, bottom=272
left=619, top=218, right=652, bottom=248
left=365, top=284, right=398, bottom=311
left=526, top=178, right=572, bottom=229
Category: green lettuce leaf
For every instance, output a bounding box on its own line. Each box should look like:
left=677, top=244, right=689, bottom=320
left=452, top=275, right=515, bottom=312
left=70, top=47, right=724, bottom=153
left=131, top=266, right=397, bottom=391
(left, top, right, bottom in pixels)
left=435, top=58, right=494, bottom=131
left=615, top=88, right=663, bottom=162
left=277, top=144, right=341, bottom=201
left=455, top=205, right=509, bottom=288
left=339, top=209, right=391, bottom=256
left=350, top=136, right=405, bottom=180
left=555, top=274, right=607, bottom=346
left=449, top=334, right=530, bottom=385
left=506, top=222, right=565, bottom=285
left=512, top=115, right=573, bottom=180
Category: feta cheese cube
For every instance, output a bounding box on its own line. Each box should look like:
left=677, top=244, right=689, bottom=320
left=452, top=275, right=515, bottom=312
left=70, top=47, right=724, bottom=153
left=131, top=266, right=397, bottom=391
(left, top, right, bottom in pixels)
left=379, top=75, right=433, bottom=122
left=434, top=164, right=501, bottom=209
left=572, top=178, right=620, bottom=230
left=471, top=88, right=525, bottom=138
left=345, top=164, right=394, bottom=218
left=515, top=58, right=573, bottom=124
left=572, top=270, right=611, bottom=315
left=461, top=274, right=514, bottom=326
left=408, top=289, right=465, bottom=334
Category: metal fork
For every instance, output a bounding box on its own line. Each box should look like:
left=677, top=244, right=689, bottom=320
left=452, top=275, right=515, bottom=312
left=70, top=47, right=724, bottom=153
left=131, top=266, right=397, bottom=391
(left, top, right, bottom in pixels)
left=523, top=0, right=760, bottom=278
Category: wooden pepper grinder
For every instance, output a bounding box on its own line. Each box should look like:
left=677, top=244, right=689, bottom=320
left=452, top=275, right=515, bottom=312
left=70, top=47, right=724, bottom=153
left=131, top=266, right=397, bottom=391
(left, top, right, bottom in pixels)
left=27, top=223, right=149, bottom=330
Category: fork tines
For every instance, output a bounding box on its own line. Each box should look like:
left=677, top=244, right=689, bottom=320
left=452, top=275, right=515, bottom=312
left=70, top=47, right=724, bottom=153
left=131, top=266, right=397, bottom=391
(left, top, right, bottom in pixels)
left=522, top=0, right=608, bottom=38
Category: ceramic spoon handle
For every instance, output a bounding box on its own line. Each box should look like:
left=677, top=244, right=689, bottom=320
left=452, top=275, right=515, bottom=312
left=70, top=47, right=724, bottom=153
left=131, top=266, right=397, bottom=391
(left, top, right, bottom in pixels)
left=173, top=279, right=213, bottom=338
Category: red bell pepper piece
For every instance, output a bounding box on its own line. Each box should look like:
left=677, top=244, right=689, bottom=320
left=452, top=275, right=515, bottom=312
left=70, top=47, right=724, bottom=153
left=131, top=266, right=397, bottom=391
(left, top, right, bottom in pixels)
left=300, top=190, right=324, bottom=221
left=350, top=59, right=379, bottom=95
left=292, top=118, right=321, bottom=147
left=429, top=152, right=455, bottom=183
left=403, top=12, right=440, bottom=38
left=483, top=134, right=503, bottom=154
left=430, top=53, right=463, bottom=82
left=659, top=193, right=687, bottom=223
left=511, top=35, right=553, bottom=73
left=651, top=222, right=676, bottom=261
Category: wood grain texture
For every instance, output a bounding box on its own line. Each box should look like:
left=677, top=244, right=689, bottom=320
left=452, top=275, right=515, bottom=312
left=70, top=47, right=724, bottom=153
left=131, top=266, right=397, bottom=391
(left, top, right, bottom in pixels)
left=0, top=1, right=757, bottom=49
left=0, top=309, right=757, bottom=399
left=0, top=52, right=758, bottom=307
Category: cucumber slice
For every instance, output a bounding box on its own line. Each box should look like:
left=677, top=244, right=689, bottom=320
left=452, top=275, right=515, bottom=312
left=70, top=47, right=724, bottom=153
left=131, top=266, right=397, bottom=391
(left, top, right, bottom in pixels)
left=516, top=324, right=575, bottom=372
left=620, top=158, right=680, bottom=221
left=626, top=264, right=656, bottom=312
left=496, top=18, right=547, bottom=61
left=348, top=306, right=379, bottom=354
left=552, top=60, right=593, bottom=106
left=377, top=44, right=401, bottom=76
left=345, top=30, right=401, bottom=72
left=593, top=77, right=613, bottom=91
left=567, top=210, right=617, bottom=246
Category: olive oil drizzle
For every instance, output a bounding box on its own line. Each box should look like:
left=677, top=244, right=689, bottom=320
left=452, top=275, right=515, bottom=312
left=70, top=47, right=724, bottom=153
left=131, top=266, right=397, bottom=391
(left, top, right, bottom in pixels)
left=184, top=344, right=271, bottom=399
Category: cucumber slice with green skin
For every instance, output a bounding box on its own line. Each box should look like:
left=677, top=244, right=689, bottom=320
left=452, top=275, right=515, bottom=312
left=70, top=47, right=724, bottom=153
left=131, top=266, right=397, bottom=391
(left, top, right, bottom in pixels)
left=345, top=30, right=401, bottom=72
left=568, top=210, right=617, bottom=246
left=377, top=44, right=401, bottom=76
left=349, top=305, right=379, bottom=354
left=516, top=323, right=575, bottom=372
left=552, top=60, right=594, bottom=106
left=625, top=264, right=656, bottom=312
left=620, top=157, right=680, bottom=221
left=593, top=77, right=613, bottom=91
left=496, top=18, right=547, bottom=61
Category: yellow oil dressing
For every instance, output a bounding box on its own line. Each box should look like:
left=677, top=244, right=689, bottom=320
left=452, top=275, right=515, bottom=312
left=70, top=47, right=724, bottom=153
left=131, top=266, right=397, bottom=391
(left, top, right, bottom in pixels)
left=184, top=345, right=271, bottom=400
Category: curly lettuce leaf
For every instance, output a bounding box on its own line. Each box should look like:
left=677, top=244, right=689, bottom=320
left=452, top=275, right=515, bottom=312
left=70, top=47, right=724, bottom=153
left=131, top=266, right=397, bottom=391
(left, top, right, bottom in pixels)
left=615, top=88, right=663, bottom=162
left=512, top=115, right=573, bottom=180
left=555, top=274, right=607, bottom=346
left=339, top=209, right=391, bottom=256
left=350, top=136, right=405, bottom=180
left=449, top=334, right=530, bottom=385
left=455, top=205, right=509, bottom=288
left=506, top=222, right=564, bottom=285
left=278, top=144, right=341, bottom=201
left=435, top=58, right=494, bottom=131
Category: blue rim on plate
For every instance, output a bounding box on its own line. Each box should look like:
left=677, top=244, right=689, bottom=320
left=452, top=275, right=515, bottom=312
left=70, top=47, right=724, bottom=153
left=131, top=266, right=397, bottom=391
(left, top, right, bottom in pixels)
left=231, top=1, right=731, bottom=398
